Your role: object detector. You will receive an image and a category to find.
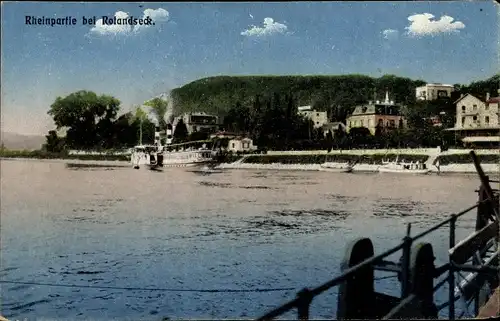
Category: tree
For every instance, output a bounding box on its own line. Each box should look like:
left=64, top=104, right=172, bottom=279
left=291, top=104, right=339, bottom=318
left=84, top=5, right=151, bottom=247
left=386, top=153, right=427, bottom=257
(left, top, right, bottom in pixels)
left=133, top=106, right=148, bottom=145
left=48, top=90, right=120, bottom=149
left=43, top=130, right=65, bottom=153
left=144, top=97, right=169, bottom=130
left=348, top=127, right=372, bottom=148
left=188, top=131, right=209, bottom=142
left=173, top=119, right=188, bottom=143
left=324, top=130, right=334, bottom=152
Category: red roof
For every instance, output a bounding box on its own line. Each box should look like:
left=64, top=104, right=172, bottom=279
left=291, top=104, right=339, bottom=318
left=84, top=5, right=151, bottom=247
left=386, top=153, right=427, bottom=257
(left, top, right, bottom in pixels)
left=486, top=97, right=500, bottom=103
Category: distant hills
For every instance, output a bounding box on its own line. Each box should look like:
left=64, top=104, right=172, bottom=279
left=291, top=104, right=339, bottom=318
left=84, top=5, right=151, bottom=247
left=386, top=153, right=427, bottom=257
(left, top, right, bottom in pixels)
left=169, top=74, right=499, bottom=119
left=1, top=132, right=45, bottom=151
left=169, top=74, right=426, bottom=119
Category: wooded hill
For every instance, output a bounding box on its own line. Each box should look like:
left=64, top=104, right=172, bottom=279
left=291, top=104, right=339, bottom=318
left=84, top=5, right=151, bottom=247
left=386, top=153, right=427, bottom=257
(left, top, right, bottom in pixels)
left=170, top=74, right=499, bottom=122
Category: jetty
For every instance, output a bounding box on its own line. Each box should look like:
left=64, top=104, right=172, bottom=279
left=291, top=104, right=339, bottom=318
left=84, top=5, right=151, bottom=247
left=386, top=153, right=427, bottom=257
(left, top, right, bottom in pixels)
left=256, top=151, right=499, bottom=320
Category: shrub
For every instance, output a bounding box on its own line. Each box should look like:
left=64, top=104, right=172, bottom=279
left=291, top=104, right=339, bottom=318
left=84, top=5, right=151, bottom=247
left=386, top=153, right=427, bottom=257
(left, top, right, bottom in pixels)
left=242, top=154, right=429, bottom=165
left=438, top=154, right=499, bottom=165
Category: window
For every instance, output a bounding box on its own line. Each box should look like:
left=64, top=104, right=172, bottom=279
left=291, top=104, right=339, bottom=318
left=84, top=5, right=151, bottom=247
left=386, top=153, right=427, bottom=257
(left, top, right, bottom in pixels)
left=438, top=90, right=448, bottom=97
left=485, top=116, right=490, bottom=124
left=360, top=120, right=364, bottom=127
left=232, top=143, right=235, bottom=148
left=316, top=113, right=320, bottom=117
left=473, top=116, right=477, bottom=121
left=473, top=104, right=477, bottom=111
left=461, top=117, right=465, bottom=125
left=462, top=106, right=466, bottom=112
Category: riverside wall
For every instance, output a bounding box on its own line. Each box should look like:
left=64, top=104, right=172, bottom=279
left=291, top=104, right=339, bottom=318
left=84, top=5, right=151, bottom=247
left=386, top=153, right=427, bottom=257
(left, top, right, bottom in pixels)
left=219, top=148, right=499, bottom=174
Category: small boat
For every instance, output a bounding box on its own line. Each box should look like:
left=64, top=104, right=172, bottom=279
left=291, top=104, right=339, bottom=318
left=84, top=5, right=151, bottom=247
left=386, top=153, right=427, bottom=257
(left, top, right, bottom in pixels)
left=319, top=162, right=353, bottom=173
left=378, top=156, right=430, bottom=174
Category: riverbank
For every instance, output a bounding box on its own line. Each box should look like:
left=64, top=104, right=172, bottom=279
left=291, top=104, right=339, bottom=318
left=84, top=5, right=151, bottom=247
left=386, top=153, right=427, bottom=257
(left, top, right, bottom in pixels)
left=0, top=157, right=130, bottom=167
left=217, top=148, right=499, bottom=174
left=1, top=148, right=498, bottom=174
left=0, top=150, right=129, bottom=162
left=217, top=161, right=499, bottom=174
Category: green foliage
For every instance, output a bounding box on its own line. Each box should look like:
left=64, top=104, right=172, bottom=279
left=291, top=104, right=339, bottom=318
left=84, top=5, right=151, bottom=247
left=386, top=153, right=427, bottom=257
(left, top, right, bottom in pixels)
left=46, top=91, right=157, bottom=150
left=43, top=130, right=65, bottom=153
left=144, top=97, right=169, bottom=129
left=0, top=149, right=128, bottom=161
left=40, top=74, right=497, bottom=153
left=188, top=131, right=209, bottom=142
left=113, top=112, right=155, bottom=147
left=438, top=154, right=499, bottom=165
left=48, top=90, right=121, bottom=149
left=222, top=93, right=320, bottom=149
left=457, top=74, right=500, bottom=100
left=242, top=153, right=429, bottom=165
left=170, top=74, right=425, bottom=120
left=173, top=119, right=189, bottom=143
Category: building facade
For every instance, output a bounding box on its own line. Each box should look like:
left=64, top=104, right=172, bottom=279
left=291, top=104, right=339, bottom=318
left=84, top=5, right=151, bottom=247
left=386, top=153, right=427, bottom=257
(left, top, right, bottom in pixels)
left=227, top=137, right=257, bottom=153
left=173, top=112, right=221, bottom=134
left=346, top=92, right=406, bottom=135
left=448, top=92, right=500, bottom=147
left=297, top=106, right=329, bottom=129
left=416, top=84, right=454, bottom=101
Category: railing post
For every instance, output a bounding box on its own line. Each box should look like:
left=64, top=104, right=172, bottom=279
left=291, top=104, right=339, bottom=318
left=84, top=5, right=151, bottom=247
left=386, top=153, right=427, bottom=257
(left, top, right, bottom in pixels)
left=477, top=183, right=490, bottom=230
left=470, top=151, right=499, bottom=220
left=296, top=288, right=313, bottom=320
left=475, top=184, right=488, bottom=315
left=337, top=238, right=375, bottom=319
left=448, top=214, right=457, bottom=319
left=400, top=224, right=412, bottom=298
left=410, top=243, right=438, bottom=318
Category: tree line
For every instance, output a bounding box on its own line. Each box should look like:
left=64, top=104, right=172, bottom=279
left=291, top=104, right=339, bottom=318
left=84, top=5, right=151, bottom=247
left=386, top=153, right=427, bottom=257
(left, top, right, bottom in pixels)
left=42, top=74, right=499, bottom=152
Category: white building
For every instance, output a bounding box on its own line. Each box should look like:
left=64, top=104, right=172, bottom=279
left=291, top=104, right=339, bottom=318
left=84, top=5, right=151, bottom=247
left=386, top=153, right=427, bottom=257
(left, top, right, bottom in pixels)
left=297, top=105, right=329, bottom=129
left=447, top=92, right=500, bottom=147
left=173, top=112, right=220, bottom=135
left=227, top=137, right=257, bottom=153
left=416, top=83, right=454, bottom=101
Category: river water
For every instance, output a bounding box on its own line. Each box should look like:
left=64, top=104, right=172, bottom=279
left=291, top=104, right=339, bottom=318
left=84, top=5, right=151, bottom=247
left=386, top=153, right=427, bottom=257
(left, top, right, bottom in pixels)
left=0, top=159, right=493, bottom=320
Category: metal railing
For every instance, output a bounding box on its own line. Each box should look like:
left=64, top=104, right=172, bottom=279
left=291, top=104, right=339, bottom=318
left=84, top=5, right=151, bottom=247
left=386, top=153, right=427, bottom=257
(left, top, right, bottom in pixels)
left=256, top=151, right=499, bottom=320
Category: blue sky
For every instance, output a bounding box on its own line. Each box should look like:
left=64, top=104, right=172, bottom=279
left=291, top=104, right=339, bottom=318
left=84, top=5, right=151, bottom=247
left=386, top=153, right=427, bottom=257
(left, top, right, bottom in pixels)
left=1, top=1, right=498, bottom=135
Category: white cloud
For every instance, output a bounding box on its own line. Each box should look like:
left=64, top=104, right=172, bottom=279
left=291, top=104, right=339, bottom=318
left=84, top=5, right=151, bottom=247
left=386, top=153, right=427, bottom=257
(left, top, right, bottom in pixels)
left=89, top=8, right=169, bottom=37
left=241, top=17, right=288, bottom=37
left=405, top=13, right=465, bottom=37
left=90, top=11, right=132, bottom=36
left=134, top=8, right=170, bottom=33
left=382, top=29, right=399, bottom=40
